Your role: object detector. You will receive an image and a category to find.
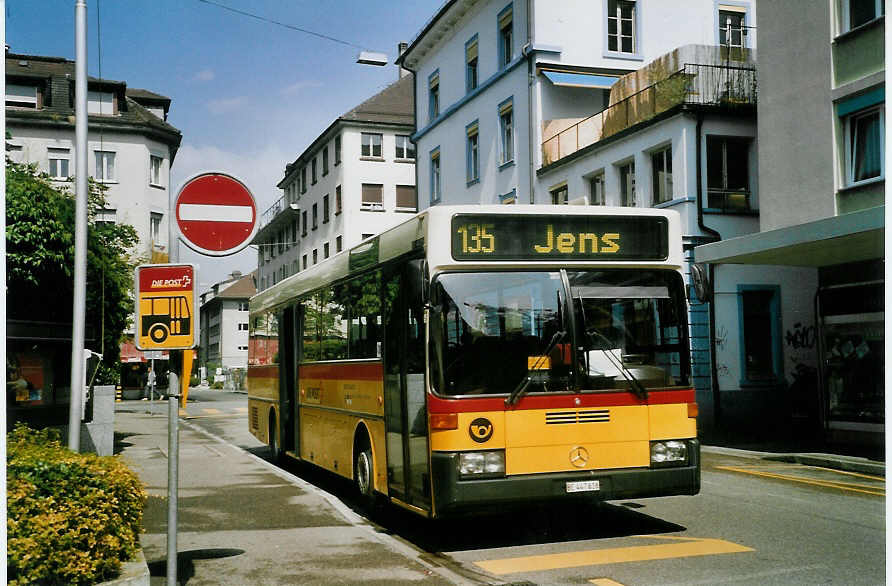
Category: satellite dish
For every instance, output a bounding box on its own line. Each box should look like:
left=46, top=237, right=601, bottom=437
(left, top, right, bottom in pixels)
left=690, top=263, right=712, bottom=302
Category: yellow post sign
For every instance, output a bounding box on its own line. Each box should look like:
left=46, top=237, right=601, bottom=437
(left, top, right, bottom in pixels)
left=135, top=264, right=197, bottom=350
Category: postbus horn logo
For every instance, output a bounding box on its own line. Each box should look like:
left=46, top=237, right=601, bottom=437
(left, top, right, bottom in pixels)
left=469, top=418, right=494, bottom=443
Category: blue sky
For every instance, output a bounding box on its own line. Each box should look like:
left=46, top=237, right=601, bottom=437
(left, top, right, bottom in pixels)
left=7, top=0, right=440, bottom=290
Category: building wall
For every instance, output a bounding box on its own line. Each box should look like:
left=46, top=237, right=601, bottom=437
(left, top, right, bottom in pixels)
left=6, top=124, right=172, bottom=258
left=220, top=299, right=249, bottom=369
left=756, top=0, right=836, bottom=231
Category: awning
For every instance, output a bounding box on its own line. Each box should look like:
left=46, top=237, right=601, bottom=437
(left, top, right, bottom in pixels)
left=694, top=207, right=884, bottom=267
left=542, top=71, right=618, bottom=89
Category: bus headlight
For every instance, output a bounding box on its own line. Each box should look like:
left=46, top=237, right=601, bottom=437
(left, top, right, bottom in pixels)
left=459, top=450, right=506, bottom=477
left=650, top=440, right=688, bottom=467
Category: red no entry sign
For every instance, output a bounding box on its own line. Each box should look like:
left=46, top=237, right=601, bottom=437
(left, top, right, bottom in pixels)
left=175, top=172, right=257, bottom=257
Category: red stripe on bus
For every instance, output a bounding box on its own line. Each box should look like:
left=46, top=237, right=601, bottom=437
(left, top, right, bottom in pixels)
left=427, top=389, right=696, bottom=413
left=299, top=362, right=384, bottom=381
left=248, top=364, right=279, bottom=377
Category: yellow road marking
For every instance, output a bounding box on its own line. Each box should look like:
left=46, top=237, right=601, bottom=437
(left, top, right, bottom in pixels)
left=474, top=536, right=753, bottom=575
left=235, top=407, right=248, bottom=412
left=179, top=408, right=188, bottom=416
left=720, top=463, right=884, bottom=482
left=202, top=408, right=222, bottom=415
left=716, top=465, right=885, bottom=496
left=590, top=579, right=626, bottom=586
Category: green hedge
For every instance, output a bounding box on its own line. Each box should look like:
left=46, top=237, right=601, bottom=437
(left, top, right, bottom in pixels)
left=7, top=424, right=146, bottom=585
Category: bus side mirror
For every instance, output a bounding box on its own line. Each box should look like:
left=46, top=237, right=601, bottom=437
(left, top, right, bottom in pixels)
left=406, top=259, right=429, bottom=307
left=690, top=263, right=712, bottom=303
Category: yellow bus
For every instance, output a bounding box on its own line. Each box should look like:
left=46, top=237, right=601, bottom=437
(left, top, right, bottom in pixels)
left=248, top=205, right=699, bottom=517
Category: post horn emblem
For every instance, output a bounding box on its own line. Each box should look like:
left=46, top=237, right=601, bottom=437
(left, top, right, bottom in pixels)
left=569, top=446, right=589, bottom=468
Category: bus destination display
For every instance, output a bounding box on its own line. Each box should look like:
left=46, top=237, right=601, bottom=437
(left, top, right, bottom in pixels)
left=451, top=214, right=669, bottom=261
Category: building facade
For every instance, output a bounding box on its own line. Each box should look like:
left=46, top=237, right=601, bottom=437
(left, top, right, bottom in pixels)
left=255, top=72, right=416, bottom=291
left=696, top=0, right=884, bottom=447
left=398, top=0, right=757, bottom=208
left=5, top=52, right=182, bottom=262
left=198, top=271, right=257, bottom=387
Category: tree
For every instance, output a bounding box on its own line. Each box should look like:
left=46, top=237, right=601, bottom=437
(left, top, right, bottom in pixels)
left=6, top=161, right=139, bottom=380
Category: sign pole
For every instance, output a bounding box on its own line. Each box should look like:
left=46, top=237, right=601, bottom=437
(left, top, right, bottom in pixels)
left=167, top=350, right=180, bottom=586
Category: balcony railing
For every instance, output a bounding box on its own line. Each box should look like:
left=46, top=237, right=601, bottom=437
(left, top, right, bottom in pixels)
left=260, top=194, right=288, bottom=230
left=542, top=63, right=757, bottom=167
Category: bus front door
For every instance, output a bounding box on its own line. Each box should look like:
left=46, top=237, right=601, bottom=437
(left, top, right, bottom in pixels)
left=384, top=264, right=431, bottom=512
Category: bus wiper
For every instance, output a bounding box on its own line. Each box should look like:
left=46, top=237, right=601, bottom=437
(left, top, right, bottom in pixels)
left=586, top=329, right=648, bottom=400
left=505, top=330, right=566, bottom=407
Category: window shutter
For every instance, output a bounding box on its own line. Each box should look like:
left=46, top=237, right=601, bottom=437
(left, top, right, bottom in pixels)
left=396, top=185, right=416, bottom=209
left=362, top=183, right=383, bottom=204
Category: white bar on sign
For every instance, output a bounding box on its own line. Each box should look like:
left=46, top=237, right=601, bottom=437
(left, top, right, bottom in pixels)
left=179, top=203, right=253, bottom=223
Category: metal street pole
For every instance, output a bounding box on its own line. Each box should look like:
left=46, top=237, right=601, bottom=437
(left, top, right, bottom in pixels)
left=167, top=187, right=179, bottom=586
left=68, top=0, right=89, bottom=452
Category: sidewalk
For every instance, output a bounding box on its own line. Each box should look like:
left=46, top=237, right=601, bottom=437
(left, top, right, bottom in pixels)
left=114, top=407, right=463, bottom=585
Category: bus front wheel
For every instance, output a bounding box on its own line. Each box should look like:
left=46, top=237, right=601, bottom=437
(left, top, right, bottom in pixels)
left=354, top=448, right=373, bottom=502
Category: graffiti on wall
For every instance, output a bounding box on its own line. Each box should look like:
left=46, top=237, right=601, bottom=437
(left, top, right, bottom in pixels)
left=785, top=322, right=816, bottom=350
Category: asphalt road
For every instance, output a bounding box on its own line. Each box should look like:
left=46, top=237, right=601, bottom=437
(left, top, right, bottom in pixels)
left=178, top=390, right=886, bottom=585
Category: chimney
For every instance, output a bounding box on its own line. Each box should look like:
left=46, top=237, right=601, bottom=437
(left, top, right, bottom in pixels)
left=397, top=42, right=410, bottom=79
left=231, top=270, right=242, bottom=280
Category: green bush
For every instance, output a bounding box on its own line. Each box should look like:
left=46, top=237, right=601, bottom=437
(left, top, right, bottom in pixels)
left=7, top=424, right=146, bottom=585
left=189, top=374, right=200, bottom=387
left=210, top=381, right=224, bottom=390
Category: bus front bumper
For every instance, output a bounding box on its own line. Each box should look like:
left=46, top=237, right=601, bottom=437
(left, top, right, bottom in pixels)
left=430, top=439, right=699, bottom=516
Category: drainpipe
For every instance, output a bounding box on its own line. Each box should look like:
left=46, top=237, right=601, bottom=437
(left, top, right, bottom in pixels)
left=695, top=111, right=722, bottom=426
left=526, top=0, right=535, bottom=203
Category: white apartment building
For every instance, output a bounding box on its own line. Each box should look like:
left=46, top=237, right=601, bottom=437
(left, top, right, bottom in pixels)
left=5, top=52, right=182, bottom=262
left=255, top=72, right=416, bottom=291
left=199, top=271, right=256, bottom=378
left=398, top=0, right=756, bottom=208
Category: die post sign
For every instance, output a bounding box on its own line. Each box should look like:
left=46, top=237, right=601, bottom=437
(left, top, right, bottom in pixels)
left=135, top=264, right=197, bottom=350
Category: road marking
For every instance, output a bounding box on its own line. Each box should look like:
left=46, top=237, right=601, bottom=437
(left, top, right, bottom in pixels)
left=716, top=465, right=885, bottom=496
left=202, top=408, right=222, bottom=415
left=235, top=407, right=248, bottom=412
left=474, top=536, right=753, bottom=575
left=590, top=579, right=626, bottom=586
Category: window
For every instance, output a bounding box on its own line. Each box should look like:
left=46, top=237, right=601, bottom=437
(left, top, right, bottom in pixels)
left=430, top=149, right=442, bottom=204
left=500, top=189, right=516, bottom=204
left=466, top=121, right=480, bottom=184
left=291, top=219, right=298, bottom=244
left=238, top=323, right=249, bottom=331
left=651, top=147, right=673, bottom=204
left=302, top=211, right=308, bottom=236
left=6, top=144, right=23, bottom=163
left=718, top=8, right=746, bottom=48
left=550, top=184, right=569, bottom=204
left=94, top=151, right=116, bottom=182
left=334, top=135, right=342, bottom=165
left=239, top=302, right=249, bottom=311
left=619, top=161, right=636, bottom=206
left=607, top=0, right=636, bottom=54
left=312, top=203, right=318, bottom=229
left=498, top=5, right=513, bottom=67
left=303, top=254, right=308, bottom=270
left=87, top=91, right=114, bottom=115
left=336, top=235, right=343, bottom=252
left=739, top=287, right=781, bottom=383
left=48, top=148, right=70, bottom=179
left=707, top=136, right=750, bottom=210
left=313, top=249, right=318, bottom=264
left=841, top=0, right=884, bottom=32
left=395, top=135, right=415, bottom=159
left=311, top=157, right=317, bottom=184
left=301, top=168, right=307, bottom=193
left=324, top=242, right=330, bottom=259
left=322, top=146, right=329, bottom=175
left=466, top=36, right=479, bottom=92
left=361, top=133, right=382, bottom=158
left=323, top=194, right=330, bottom=223
left=845, top=106, right=884, bottom=185
left=499, top=99, right=514, bottom=165
left=429, top=70, right=440, bottom=121
left=362, top=233, right=374, bottom=240
left=96, top=208, right=116, bottom=227
left=396, top=185, right=417, bottom=212
left=292, top=260, right=298, bottom=274
left=589, top=172, right=606, bottom=205
left=150, top=155, right=163, bottom=186
left=335, top=185, right=343, bottom=214
left=6, top=84, right=38, bottom=108
left=150, top=212, right=163, bottom=243
left=361, top=183, right=384, bottom=210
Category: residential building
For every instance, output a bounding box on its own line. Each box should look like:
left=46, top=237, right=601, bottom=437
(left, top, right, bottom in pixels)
left=5, top=51, right=182, bottom=262
left=696, top=0, right=884, bottom=447
left=254, top=61, right=415, bottom=291
left=398, top=0, right=756, bottom=208
left=199, top=271, right=257, bottom=387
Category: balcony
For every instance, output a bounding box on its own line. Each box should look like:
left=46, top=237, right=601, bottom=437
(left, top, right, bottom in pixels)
left=252, top=194, right=300, bottom=245
left=542, top=63, right=757, bottom=167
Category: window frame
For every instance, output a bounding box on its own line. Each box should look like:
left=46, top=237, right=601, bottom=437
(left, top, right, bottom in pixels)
left=361, top=183, right=384, bottom=211
left=322, top=146, right=329, bottom=176
left=47, top=147, right=71, bottom=180
left=466, top=35, right=479, bottom=93
left=395, top=184, right=417, bottom=213
left=706, top=135, right=752, bottom=211
left=651, top=145, right=673, bottom=204
left=361, top=132, right=383, bottom=159
left=149, top=154, right=164, bottom=187
left=717, top=7, right=747, bottom=49
left=335, top=185, right=343, bottom=215
left=618, top=160, right=636, bottom=206
left=323, top=194, right=330, bottom=223
left=605, top=0, right=639, bottom=57
left=312, top=202, right=318, bottom=229
left=334, top=134, right=342, bottom=165
left=430, top=147, right=442, bottom=205
left=429, top=70, right=440, bottom=121
left=499, top=97, right=514, bottom=167
left=466, top=120, right=480, bottom=185
left=498, top=3, right=514, bottom=69
left=94, top=150, right=116, bottom=183
left=844, top=104, right=884, bottom=187
left=737, top=285, right=783, bottom=385
left=311, top=157, right=318, bottom=184
left=150, top=211, right=163, bottom=243
left=550, top=183, right=569, bottom=205
left=839, top=0, right=885, bottom=34
left=589, top=171, right=606, bottom=205
left=395, top=134, right=416, bottom=160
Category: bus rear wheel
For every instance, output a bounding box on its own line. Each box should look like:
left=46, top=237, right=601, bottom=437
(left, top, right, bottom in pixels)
left=354, top=448, right=373, bottom=502
left=268, top=412, right=281, bottom=463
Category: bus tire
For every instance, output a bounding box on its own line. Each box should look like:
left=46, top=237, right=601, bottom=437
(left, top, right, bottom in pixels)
left=354, top=447, right=374, bottom=504
left=268, top=411, right=281, bottom=463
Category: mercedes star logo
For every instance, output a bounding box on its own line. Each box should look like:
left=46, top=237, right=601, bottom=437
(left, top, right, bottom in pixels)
left=569, top=446, right=589, bottom=468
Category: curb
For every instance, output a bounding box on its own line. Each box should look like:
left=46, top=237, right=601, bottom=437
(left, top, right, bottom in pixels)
left=104, top=549, right=150, bottom=586
left=702, top=445, right=885, bottom=477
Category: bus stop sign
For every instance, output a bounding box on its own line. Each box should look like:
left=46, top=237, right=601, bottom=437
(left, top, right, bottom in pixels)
left=135, top=264, right=197, bottom=350
left=175, top=172, right=258, bottom=257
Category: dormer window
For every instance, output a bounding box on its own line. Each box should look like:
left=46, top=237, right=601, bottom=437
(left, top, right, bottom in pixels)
left=6, top=84, right=39, bottom=108
left=88, top=91, right=115, bottom=115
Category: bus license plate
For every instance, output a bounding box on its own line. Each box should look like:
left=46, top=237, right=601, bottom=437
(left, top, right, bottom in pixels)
left=566, top=480, right=600, bottom=493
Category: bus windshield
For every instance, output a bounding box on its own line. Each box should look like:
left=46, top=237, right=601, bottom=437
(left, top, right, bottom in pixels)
left=428, top=269, right=689, bottom=397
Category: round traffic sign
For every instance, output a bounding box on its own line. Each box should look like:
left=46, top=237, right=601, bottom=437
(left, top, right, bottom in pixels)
left=175, top=172, right=257, bottom=257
